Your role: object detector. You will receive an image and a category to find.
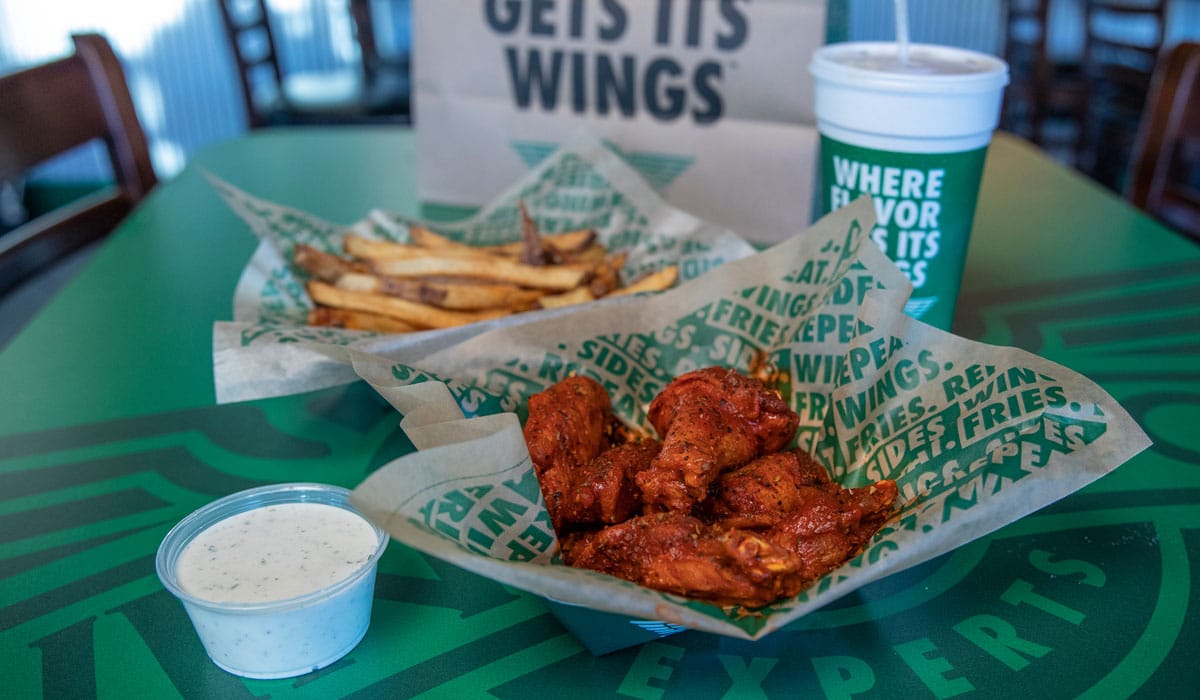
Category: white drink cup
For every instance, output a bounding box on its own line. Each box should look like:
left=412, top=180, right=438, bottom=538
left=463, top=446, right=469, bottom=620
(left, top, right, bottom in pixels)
left=810, top=42, right=1009, bottom=330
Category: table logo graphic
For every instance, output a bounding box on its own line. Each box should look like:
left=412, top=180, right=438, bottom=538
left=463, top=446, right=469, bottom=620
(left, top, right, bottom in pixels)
left=3, top=262, right=1196, bottom=696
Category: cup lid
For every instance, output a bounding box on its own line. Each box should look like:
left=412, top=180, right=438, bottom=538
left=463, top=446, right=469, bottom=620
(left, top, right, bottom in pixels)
left=810, top=42, right=1009, bottom=94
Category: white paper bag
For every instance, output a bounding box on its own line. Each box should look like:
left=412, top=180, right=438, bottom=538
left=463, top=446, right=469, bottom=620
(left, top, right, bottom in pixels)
left=413, top=0, right=826, bottom=245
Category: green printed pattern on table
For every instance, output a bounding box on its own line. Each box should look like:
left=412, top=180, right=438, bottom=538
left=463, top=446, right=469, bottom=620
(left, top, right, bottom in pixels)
left=2, top=130, right=1198, bottom=697
left=1, top=387, right=1195, bottom=696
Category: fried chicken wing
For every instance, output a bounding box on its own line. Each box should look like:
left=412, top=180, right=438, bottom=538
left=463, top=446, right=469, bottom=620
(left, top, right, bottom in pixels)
left=702, top=450, right=833, bottom=529
left=767, top=479, right=898, bottom=581
left=637, top=367, right=800, bottom=512
left=524, top=376, right=613, bottom=474
left=524, top=376, right=615, bottom=529
left=562, top=512, right=806, bottom=608
left=557, top=440, right=661, bottom=528
left=524, top=368, right=899, bottom=610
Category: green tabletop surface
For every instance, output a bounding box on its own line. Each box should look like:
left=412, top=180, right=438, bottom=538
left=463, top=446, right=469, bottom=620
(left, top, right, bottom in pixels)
left=1, top=128, right=1197, bottom=698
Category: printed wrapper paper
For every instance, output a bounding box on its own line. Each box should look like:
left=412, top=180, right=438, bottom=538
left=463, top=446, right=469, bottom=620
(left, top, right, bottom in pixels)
left=211, top=132, right=756, bottom=405
left=329, top=196, right=1150, bottom=640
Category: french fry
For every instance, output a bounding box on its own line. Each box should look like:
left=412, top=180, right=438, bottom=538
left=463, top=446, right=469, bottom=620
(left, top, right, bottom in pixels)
left=303, top=217, right=679, bottom=335
left=344, top=235, right=487, bottom=261
left=407, top=225, right=481, bottom=255
left=294, top=244, right=367, bottom=281
left=588, top=251, right=628, bottom=297
left=307, top=281, right=511, bottom=329
left=483, top=228, right=596, bottom=257
left=368, top=254, right=591, bottom=291
left=518, top=201, right=554, bottom=265
left=345, top=232, right=597, bottom=293
left=537, top=287, right=596, bottom=309
left=547, top=228, right=598, bottom=255
left=410, top=221, right=596, bottom=262
left=430, top=283, right=545, bottom=311
left=328, top=272, right=385, bottom=294
left=562, top=243, right=608, bottom=266
left=307, top=307, right=419, bottom=334
left=335, top=273, right=543, bottom=311
left=608, top=266, right=678, bottom=296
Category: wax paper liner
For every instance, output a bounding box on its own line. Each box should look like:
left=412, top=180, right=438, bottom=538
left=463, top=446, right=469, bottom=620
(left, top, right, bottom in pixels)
left=299, top=196, right=1151, bottom=641
left=209, top=132, right=757, bottom=405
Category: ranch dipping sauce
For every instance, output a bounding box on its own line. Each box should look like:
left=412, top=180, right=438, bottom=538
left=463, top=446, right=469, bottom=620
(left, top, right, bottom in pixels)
left=156, top=483, right=388, bottom=679
left=177, top=502, right=379, bottom=603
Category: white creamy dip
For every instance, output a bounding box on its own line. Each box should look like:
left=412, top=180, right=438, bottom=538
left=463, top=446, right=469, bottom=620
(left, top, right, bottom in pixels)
left=177, top=503, right=379, bottom=604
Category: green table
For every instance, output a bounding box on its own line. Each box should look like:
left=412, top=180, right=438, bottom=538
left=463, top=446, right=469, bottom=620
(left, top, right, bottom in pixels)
left=2, top=128, right=1197, bottom=698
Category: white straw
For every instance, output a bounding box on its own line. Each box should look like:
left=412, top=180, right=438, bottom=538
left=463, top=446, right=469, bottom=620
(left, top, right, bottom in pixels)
left=895, top=0, right=911, bottom=64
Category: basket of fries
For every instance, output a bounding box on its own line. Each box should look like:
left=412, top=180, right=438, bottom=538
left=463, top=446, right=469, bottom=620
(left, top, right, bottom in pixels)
left=297, top=206, right=680, bottom=335
left=211, top=133, right=756, bottom=405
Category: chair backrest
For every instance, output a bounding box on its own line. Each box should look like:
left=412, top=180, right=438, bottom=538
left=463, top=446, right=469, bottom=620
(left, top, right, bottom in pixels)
left=1000, top=1, right=1095, bottom=168
left=215, top=0, right=287, bottom=129
left=1083, top=0, right=1166, bottom=82
left=217, top=0, right=402, bottom=127
left=1001, top=0, right=1054, bottom=142
left=1077, top=0, right=1168, bottom=190
left=349, top=0, right=383, bottom=83
left=1127, top=41, right=1200, bottom=242
left=0, top=33, right=157, bottom=297
left=348, top=0, right=411, bottom=120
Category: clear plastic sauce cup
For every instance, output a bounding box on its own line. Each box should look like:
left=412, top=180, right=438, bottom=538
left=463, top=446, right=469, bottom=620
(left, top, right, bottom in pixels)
left=156, top=483, right=388, bottom=679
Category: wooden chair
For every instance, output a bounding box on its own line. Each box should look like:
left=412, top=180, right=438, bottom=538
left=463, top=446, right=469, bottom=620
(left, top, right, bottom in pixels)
left=0, top=33, right=157, bottom=298
left=349, top=0, right=411, bottom=120
left=1001, top=0, right=1089, bottom=165
left=1076, top=0, right=1168, bottom=191
left=1127, top=41, right=1200, bottom=242
left=216, top=0, right=408, bottom=128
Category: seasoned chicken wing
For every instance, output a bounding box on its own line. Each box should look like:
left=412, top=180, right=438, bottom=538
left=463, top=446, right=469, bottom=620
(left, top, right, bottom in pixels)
left=523, top=376, right=615, bottom=529
left=638, top=367, right=800, bottom=512
left=766, top=479, right=898, bottom=581
left=702, top=450, right=833, bottom=529
left=562, top=512, right=806, bottom=608
left=524, top=368, right=898, bottom=610
left=524, top=375, right=613, bottom=474
left=557, top=440, right=661, bottom=528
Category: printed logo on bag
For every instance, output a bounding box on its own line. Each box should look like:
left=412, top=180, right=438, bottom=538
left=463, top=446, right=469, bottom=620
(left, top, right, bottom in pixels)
left=484, top=0, right=750, bottom=124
